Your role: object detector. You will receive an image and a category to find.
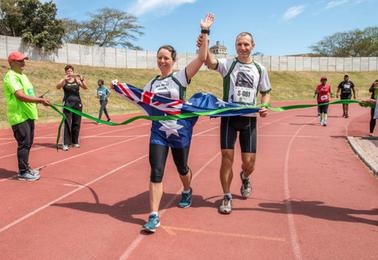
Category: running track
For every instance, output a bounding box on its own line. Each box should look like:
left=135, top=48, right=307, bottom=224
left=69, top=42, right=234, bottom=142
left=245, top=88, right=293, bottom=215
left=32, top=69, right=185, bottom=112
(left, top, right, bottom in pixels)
left=0, top=102, right=377, bottom=259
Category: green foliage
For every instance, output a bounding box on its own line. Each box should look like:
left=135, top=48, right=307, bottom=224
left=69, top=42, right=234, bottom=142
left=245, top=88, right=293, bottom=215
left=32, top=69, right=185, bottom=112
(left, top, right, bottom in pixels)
left=311, top=27, right=378, bottom=57
left=63, top=8, right=144, bottom=50
left=0, top=0, right=65, bottom=52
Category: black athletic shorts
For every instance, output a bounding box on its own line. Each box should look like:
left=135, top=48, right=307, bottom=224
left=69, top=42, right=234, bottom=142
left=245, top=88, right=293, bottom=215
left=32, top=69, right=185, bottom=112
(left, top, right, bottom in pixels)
left=340, top=94, right=352, bottom=100
left=318, top=103, right=329, bottom=114
left=220, top=116, right=256, bottom=153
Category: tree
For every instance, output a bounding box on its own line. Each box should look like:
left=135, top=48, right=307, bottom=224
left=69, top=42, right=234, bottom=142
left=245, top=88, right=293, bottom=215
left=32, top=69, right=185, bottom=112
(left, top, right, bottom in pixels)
left=311, top=27, right=378, bottom=57
left=63, top=8, right=144, bottom=50
left=0, top=0, right=65, bottom=52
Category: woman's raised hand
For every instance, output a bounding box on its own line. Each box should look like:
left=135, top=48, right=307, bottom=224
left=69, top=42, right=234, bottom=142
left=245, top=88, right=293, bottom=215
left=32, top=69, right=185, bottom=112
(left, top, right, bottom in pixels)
left=200, top=13, right=214, bottom=30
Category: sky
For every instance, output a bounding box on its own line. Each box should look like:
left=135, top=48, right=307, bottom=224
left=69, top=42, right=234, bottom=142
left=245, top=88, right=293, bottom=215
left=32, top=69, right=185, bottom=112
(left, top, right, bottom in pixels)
left=51, top=0, right=378, bottom=56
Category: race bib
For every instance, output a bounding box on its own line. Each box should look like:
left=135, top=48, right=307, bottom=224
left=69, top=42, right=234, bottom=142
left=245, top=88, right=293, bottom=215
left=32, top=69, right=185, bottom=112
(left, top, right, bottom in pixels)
left=234, top=86, right=254, bottom=104
left=320, top=95, right=328, bottom=101
left=343, top=84, right=350, bottom=89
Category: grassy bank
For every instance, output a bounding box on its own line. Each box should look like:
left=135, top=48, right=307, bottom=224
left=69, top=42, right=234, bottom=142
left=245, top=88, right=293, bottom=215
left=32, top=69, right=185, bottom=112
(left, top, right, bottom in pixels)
left=1, top=58, right=377, bottom=125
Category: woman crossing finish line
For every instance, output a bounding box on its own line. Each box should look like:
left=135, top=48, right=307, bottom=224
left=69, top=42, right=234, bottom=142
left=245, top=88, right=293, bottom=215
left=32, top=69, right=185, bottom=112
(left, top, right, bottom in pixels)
left=140, top=13, right=214, bottom=233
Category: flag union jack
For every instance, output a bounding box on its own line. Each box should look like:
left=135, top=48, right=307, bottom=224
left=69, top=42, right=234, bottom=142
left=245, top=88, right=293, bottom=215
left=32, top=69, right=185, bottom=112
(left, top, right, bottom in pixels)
left=112, top=80, right=183, bottom=116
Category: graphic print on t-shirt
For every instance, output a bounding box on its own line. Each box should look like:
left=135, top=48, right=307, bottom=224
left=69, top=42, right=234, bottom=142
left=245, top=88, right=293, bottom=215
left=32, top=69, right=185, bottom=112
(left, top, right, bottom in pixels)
left=235, top=71, right=254, bottom=88
left=234, top=67, right=255, bottom=104
left=153, top=81, right=171, bottom=98
left=342, top=82, right=351, bottom=94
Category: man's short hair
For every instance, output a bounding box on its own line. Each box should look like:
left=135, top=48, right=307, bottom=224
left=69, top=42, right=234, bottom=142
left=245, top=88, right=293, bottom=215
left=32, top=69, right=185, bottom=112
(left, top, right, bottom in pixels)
left=236, top=32, right=255, bottom=46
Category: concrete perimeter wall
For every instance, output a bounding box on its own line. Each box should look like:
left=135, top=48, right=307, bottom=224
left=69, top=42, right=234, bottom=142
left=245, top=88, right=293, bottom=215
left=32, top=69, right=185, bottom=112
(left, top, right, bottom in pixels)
left=1, top=35, right=377, bottom=71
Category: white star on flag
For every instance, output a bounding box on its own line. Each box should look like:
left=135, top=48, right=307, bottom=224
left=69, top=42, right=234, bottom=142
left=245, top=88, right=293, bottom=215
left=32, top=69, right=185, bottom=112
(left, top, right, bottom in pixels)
left=159, top=120, right=184, bottom=138
left=216, top=99, right=227, bottom=107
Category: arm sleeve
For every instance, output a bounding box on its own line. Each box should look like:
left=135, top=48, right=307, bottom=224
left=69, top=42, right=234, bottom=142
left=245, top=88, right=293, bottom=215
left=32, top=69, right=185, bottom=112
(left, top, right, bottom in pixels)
left=216, top=58, right=229, bottom=77
left=259, top=65, right=272, bottom=93
left=143, top=80, right=154, bottom=92
left=174, top=69, right=190, bottom=87
left=6, top=74, right=23, bottom=94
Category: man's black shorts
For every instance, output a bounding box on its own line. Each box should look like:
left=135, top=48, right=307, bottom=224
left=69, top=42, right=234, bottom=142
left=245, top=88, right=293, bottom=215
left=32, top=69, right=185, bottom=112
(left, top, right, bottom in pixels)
left=220, top=116, right=256, bottom=153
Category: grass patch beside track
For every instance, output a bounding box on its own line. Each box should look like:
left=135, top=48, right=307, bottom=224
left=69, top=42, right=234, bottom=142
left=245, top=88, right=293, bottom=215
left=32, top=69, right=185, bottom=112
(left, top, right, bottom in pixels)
left=1, top=58, right=376, bottom=127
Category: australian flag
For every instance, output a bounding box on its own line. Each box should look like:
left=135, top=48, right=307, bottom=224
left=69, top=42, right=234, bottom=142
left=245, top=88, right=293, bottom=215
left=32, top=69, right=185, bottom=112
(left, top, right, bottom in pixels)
left=111, top=80, right=261, bottom=148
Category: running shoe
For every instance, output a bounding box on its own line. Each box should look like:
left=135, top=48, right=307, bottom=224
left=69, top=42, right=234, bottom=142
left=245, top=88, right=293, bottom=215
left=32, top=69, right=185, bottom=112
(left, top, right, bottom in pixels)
left=143, top=213, right=160, bottom=233
left=29, top=168, right=40, bottom=176
left=178, top=188, right=192, bottom=208
left=219, top=195, right=232, bottom=214
left=62, top=145, right=69, bottom=151
left=72, top=144, right=80, bottom=148
left=17, top=170, right=40, bottom=181
left=240, top=171, right=252, bottom=198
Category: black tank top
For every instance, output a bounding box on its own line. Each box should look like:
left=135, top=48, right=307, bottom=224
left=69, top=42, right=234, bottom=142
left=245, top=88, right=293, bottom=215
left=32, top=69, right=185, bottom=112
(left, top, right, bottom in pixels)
left=63, top=79, right=81, bottom=106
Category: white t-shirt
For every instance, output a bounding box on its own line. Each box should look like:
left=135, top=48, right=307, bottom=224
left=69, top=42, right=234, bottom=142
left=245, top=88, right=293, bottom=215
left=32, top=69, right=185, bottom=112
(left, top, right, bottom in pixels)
left=216, top=58, right=271, bottom=106
left=144, top=69, right=189, bottom=99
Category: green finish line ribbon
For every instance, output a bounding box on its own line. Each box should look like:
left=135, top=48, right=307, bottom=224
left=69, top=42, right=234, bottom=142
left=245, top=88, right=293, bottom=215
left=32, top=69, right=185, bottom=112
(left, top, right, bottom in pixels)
left=50, top=99, right=371, bottom=149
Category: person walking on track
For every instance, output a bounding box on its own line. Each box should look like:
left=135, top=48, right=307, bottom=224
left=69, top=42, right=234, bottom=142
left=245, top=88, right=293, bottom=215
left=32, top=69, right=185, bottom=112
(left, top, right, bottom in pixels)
left=204, top=32, right=272, bottom=214
left=336, top=74, right=356, bottom=118
left=368, top=80, right=378, bottom=136
left=314, top=76, right=332, bottom=126
left=97, top=79, right=111, bottom=122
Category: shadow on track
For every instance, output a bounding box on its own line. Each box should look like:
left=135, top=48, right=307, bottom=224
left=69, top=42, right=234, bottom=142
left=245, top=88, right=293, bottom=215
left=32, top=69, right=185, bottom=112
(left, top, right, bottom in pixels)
left=52, top=191, right=217, bottom=226
left=0, top=168, right=16, bottom=179
left=237, top=200, right=378, bottom=226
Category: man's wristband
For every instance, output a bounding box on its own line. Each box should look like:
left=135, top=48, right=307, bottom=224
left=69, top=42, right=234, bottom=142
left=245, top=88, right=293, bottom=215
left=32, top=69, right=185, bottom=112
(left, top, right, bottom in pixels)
left=201, top=29, right=210, bottom=35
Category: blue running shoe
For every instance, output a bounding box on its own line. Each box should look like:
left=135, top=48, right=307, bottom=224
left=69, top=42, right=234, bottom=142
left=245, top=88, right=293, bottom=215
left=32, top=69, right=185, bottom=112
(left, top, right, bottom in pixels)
left=143, top=214, right=160, bottom=233
left=178, top=188, right=192, bottom=208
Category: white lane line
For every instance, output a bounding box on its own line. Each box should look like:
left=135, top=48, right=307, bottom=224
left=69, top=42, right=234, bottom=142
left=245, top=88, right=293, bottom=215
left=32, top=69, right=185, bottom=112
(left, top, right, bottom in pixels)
left=282, top=117, right=319, bottom=260
left=0, top=135, right=145, bottom=183
left=36, top=135, right=144, bottom=169
left=78, top=135, right=149, bottom=138
left=0, top=123, right=150, bottom=160
left=0, top=120, right=116, bottom=143
left=119, top=151, right=221, bottom=260
left=0, top=154, right=149, bottom=234
left=197, top=134, right=327, bottom=138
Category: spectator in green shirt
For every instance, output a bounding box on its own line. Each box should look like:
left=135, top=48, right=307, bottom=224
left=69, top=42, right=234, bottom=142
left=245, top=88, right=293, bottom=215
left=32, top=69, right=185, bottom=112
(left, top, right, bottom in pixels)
left=2, top=52, right=50, bottom=181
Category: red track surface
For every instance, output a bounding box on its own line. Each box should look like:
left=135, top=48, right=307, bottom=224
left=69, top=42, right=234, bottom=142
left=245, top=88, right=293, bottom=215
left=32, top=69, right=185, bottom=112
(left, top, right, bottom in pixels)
left=0, top=102, right=377, bottom=260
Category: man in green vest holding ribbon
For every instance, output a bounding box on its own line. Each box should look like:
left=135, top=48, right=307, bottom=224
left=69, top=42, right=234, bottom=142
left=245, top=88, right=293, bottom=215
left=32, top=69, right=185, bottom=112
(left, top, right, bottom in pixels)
left=3, top=51, right=50, bottom=181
